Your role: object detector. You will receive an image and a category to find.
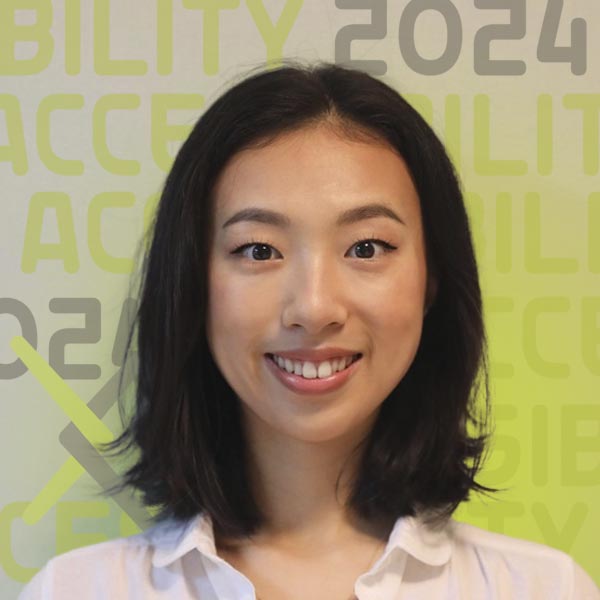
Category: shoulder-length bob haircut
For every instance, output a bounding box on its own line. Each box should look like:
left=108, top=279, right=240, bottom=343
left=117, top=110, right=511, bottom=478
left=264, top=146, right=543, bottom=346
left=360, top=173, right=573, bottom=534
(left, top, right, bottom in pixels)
left=103, top=61, right=493, bottom=538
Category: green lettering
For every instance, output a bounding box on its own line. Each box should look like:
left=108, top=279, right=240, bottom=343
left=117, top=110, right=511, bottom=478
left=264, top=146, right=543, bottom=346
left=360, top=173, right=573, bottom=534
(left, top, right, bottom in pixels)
left=561, top=405, right=600, bottom=486
left=182, top=0, right=239, bottom=75
left=88, top=192, right=135, bottom=273
left=0, top=0, right=53, bottom=75
left=0, top=95, right=28, bottom=174
left=55, top=501, right=110, bottom=554
left=21, top=192, right=79, bottom=273
left=94, top=0, right=147, bottom=75
left=523, top=297, right=570, bottom=378
left=531, top=405, right=549, bottom=487
left=563, top=94, right=600, bottom=175
left=582, top=297, right=600, bottom=376
left=0, top=502, right=38, bottom=582
left=532, top=502, right=587, bottom=551
left=37, top=94, right=85, bottom=175
left=93, top=94, right=141, bottom=175
left=464, top=500, right=525, bottom=534
left=151, top=93, right=204, bottom=171
left=246, top=0, right=303, bottom=65
left=589, top=193, right=600, bottom=274
left=157, top=0, right=174, bottom=75
left=474, top=94, right=527, bottom=176
left=65, top=0, right=81, bottom=75
left=524, top=192, right=578, bottom=273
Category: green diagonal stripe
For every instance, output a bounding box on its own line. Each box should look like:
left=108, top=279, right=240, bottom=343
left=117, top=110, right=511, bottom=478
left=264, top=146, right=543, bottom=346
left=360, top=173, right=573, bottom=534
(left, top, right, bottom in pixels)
left=10, top=336, right=114, bottom=447
left=22, top=457, right=85, bottom=525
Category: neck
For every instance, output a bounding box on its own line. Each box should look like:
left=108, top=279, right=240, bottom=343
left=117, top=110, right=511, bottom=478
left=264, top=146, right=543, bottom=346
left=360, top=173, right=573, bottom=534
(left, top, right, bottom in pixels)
left=231, top=404, right=387, bottom=554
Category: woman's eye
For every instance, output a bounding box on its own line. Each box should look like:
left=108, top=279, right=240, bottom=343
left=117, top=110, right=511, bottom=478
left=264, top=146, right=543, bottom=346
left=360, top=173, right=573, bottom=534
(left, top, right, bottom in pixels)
left=232, top=243, right=281, bottom=261
left=231, top=239, right=397, bottom=261
left=347, top=239, right=397, bottom=259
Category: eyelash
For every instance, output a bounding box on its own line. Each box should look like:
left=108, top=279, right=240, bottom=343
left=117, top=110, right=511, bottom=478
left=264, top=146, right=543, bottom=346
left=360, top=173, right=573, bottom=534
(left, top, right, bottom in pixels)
left=230, top=237, right=398, bottom=261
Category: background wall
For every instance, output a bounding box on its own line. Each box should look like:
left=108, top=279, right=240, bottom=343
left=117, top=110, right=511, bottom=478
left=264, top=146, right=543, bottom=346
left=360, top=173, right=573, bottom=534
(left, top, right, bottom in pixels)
left=1, top=1, right=598, bottom=597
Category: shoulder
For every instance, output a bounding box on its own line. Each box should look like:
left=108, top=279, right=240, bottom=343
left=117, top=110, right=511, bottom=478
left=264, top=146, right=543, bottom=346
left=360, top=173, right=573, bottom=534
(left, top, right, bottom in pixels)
left=447, top=520, right=599, bottom=599
left=17, top=518, right=193, bottom=600
left=450, top=519, right=569, bottom=563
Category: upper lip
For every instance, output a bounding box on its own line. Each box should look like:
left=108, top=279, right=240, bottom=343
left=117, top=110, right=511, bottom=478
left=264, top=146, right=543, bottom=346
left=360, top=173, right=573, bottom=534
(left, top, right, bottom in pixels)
left=267, top=347, right=361, bottom=362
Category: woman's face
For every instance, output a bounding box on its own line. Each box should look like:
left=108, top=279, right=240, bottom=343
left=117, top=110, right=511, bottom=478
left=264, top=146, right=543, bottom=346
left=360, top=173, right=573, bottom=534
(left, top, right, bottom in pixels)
left=206, top=124, right=432, bottom=445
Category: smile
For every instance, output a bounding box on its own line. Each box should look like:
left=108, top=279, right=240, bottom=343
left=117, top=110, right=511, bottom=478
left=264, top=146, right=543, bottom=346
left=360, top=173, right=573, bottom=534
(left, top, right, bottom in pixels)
left=267, top=353, right=362, bottom=379
left=264, top=353, right=363, bottom=395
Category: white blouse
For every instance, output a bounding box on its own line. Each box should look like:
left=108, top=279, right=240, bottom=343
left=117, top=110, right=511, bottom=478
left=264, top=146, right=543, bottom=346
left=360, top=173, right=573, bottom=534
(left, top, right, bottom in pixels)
left=18, top=511, right=599, bottom=599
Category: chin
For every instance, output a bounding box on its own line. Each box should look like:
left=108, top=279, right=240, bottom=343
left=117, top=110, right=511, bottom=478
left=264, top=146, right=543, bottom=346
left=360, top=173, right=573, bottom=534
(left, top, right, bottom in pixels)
left=270, top=410, right=379, bottom=446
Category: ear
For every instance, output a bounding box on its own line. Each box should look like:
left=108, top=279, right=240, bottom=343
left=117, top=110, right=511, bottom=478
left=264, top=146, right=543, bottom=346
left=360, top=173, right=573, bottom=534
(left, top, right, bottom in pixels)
left=424, top=274, right=438, bottom=315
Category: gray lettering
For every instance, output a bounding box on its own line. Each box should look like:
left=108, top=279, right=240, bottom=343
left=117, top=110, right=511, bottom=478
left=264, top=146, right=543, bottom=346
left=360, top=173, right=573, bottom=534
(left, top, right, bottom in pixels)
left=537, top=0, right=587, bottom=75
left=399, top=0, right=462, bottom=75
left=49, top=298, right=101, bottom=379
left=0, top=298, right=37, bottom=379
left=334, top=0, right=387, bottom=75
left=474, top=0, right=526, bottom=75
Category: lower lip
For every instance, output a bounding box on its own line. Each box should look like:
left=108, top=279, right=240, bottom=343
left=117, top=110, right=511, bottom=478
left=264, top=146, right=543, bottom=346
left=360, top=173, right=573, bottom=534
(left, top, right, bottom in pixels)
left=264, top=354, right=362, bottom=395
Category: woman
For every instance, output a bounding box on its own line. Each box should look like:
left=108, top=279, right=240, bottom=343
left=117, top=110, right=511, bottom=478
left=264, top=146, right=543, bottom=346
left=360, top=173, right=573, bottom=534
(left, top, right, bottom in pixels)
left=19, top=62, right=599, bottom=599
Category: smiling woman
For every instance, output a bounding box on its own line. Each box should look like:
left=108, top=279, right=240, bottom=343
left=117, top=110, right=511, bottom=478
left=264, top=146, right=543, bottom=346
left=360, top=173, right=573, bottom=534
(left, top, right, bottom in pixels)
left=207, top=125, right=431, bottom=453
left=18, top=63, right=599, bottom=600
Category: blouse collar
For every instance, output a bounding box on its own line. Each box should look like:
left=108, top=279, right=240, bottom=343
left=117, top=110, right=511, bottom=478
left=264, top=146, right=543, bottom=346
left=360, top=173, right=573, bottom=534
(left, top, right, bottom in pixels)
left=148, top=511, right=452, bottom=570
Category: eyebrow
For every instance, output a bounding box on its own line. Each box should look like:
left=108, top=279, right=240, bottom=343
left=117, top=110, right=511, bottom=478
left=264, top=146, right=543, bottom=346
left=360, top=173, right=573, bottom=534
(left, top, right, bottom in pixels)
left=222, top=202, right=405, bottom=229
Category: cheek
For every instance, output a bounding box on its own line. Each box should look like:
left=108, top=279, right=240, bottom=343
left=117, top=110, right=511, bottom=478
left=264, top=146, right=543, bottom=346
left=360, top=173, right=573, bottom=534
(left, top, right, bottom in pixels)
left=208, top=274, right=238, bottom=344
left=367, top=267, right=427, bottom=366
left=207, top=266, right=270, bottom=356
left=206, top=267, right=236, bottom=360
left=375, top=294, right=423, bottom=345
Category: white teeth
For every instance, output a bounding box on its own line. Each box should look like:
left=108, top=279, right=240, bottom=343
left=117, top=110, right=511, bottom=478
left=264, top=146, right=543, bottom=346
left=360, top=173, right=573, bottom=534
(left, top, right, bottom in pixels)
left=303, top=362, right=318, bottom=379
left=271, top=354, right=357, bottom=379
left=317, top=361, right=332, bottom=378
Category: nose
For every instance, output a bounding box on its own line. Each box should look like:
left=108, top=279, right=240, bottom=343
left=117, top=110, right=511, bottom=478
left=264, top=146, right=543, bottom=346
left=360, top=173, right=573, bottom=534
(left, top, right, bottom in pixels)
left=281, top=254, right=349, bottom=334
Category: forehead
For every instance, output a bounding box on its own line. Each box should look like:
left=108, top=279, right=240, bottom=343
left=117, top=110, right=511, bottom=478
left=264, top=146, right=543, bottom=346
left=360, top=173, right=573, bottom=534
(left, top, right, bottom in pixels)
left=211, top=125, right=421, bottom=226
